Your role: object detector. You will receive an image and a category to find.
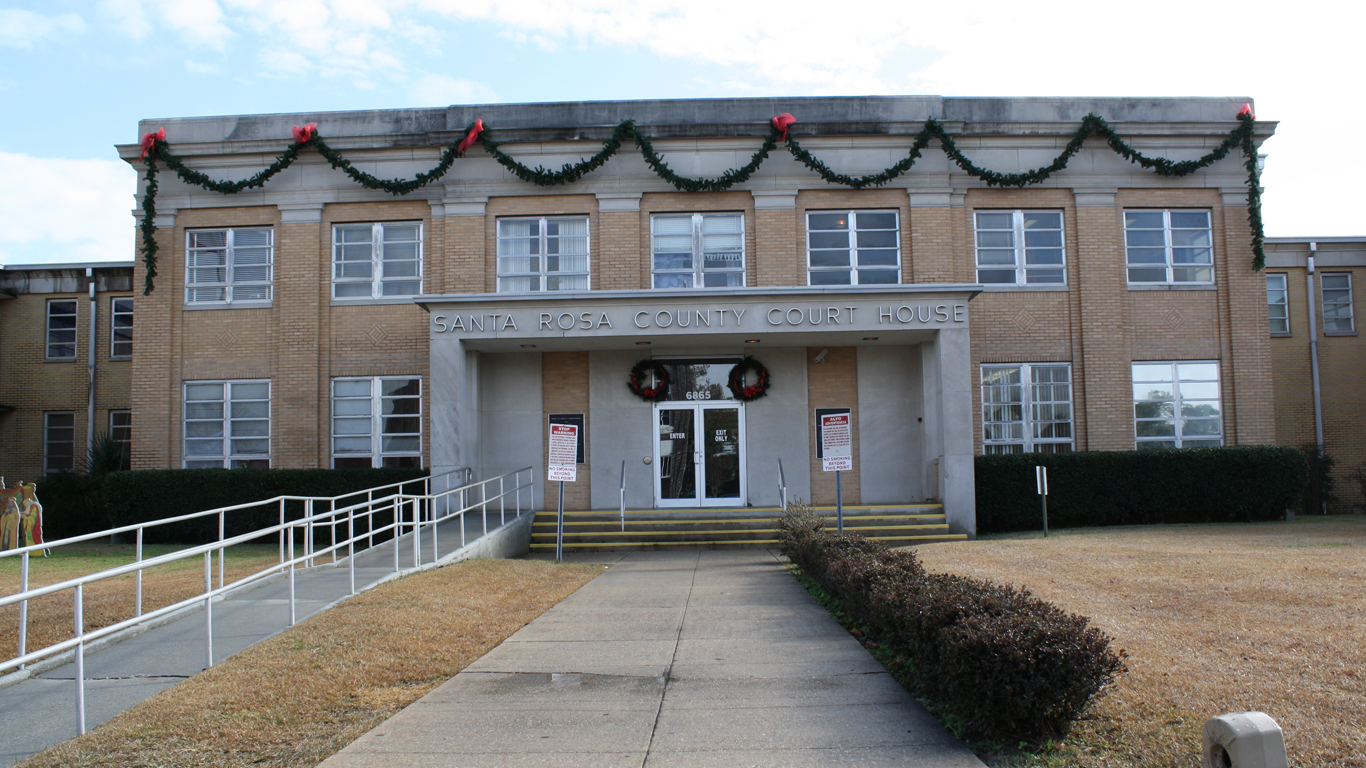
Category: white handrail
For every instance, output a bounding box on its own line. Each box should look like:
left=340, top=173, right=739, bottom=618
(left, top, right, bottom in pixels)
left=619, top=459, right=626, bottom=532
left=777, top=458, right=788, bottom=513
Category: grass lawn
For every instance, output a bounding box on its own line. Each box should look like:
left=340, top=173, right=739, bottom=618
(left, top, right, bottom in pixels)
left=912, top=515, right=1366, bottom=768
left=1, top=543, right=291, bottom=662
left=18, top=557, right=602, bottom=768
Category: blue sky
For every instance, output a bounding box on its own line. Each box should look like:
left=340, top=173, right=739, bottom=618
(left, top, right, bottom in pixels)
left=1, top=0, right=1358, bottom=266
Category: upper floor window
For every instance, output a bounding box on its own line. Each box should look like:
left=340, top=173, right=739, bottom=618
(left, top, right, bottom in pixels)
left=1132, top=362, right=1222, bottom=449
left=651, top=214, right=745, bottom=289
left=806, top=210, right=899, bottom=286
left=111, top=297, right=134, bottom=358
left=333, top=222, right=422, bottom=299
left=1124, top=210, right=1213, bottom=285
left=981, top=363, right=1074, bottom=454
left=332, top=377, right=422, bottom=469
left=186, top=228, right=274, bottom=304
left=46, top=299, right=77, bottom=359
left=974, top=211, right=1065, bottom=285
left=497, top=217, right=589, bottom=292
left=1266, top=274, right=1289, bottom=335
left=1321, top=273, right=1355, bottom=333
left=183, top=380, right=271, bottom=469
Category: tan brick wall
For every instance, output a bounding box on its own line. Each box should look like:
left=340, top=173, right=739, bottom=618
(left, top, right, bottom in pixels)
left=542, top=351, right=590, bottom=510
left=806, top=346, right=860, bottom=506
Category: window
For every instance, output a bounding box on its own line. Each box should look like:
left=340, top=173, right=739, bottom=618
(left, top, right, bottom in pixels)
left=109, top=410, right=132, bottom=469
left=186, top=228, right=274, bottom=304
left=333, top=222, right=422, bottom=298
left=111, top=297, right=134, bottom=357
left=651, top=214, right=745, bottom=288
left=183, top=380, right=271, bottom=468
left=1266, top=274, right=1289, bottom=334
left=43, top=412, right=76, bottom=474
left=331, top=377, right=422, bottom=468
left=46, top=299, right=77, bottom=359
left=974, top=210, right=1065, bottom=285
left=496, top=217, right=589, bottom=292
left=1132, top=362, right=1222, bottom=449
left=981, top=364, right=1074, bottom=454
left=806, top=210, right=900, bottom=285
left=1321, top=273, right=1355, bottom=333
left=1124, top=210, right=1213, bottom=284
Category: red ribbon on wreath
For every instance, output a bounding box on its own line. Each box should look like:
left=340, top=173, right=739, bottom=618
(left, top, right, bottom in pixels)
left=457, top=119, right=484, bottom=156
left=292, top=122, right=318, bottom=143
left=139, top=127, right=165, bottom=160
left=727, top=356, right=770, bottom=402
left=771, top=113, right=796, bottom=141
left=1237, top=103, right=1255, bottom=120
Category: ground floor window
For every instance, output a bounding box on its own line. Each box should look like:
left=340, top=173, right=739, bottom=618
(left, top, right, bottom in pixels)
left=332, top=377, right=422, bottom=468
left=109, top=409, right=132, bottom=469
left=1132, top=362, right=1222, bottom=449
left=183, top=380, right=271, bottom=468
left=981, top=363, right=1074, bottom=454
left=44, top=412, right=76, bottom=474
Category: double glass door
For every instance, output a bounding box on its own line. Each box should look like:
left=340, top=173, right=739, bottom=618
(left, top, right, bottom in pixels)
left=654, top=403, right=744, bottom=507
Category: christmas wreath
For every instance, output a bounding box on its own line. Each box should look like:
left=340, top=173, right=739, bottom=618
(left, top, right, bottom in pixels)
left=628, top=360, right=670, bottom=402
left=727, top=356, right=771, bottom=402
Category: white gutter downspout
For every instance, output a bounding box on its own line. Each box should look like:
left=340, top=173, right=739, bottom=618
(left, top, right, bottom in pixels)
left=1306, top=244, right=1326, bottom=513
left=87, top=268, right=97, bottom=467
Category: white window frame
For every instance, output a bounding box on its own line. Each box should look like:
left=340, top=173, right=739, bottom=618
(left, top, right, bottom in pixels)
left=1124, top=209, right=1214, bottom=285
left=1132, top=361, right=1223, bottom=450
left=331, top=377, right=423, bottom=469
left=43, top=412, right=76, bottom=475
left=185, top=228, right=275, bottom=305
left=805, top=210, right=901, bottom=286
left=1320, top=272, right=1355, bottom=333
left=182, top=380, right=271, bottom=469
left=46, top=299, right=77, bottom=360
left=973, top=210, right=1067, bottom=286
left=332, top=222, right=424, bottom=299
left=650, top=213, right=746, bottom=289
left=980, top=363, right=1074, bottom=454
left=496, top=216, right=591, bottom=292
left=1266, top=273, right=1289, bottom=335
left=111, top=297, right=134, bottom=358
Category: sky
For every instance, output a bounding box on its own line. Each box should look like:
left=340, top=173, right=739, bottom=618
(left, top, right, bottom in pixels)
left=0, top=0, right=1359, bottom=266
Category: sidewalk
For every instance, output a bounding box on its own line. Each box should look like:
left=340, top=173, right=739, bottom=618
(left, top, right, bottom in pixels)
left=319, top=549, right=985, bottom=768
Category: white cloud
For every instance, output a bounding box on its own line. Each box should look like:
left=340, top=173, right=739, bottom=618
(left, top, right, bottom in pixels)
left=0, top=9, right=85, bottom=48
left=185, top=59, right=221, bottom=74
left=0, top=154, right=137, bottom=267
left=409, top=73, right=497, bottom=105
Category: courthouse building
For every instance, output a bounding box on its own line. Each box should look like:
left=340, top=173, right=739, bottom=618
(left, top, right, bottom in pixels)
left=12, top=95, right=1343, bottom=534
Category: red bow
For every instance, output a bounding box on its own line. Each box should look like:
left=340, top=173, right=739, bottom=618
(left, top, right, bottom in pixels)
left=1237, top=103, right=1255, bottom=120
left=771, top=113, right=796, bottom=140
left=139, top=128, right=165, bottom=160
left=291, top=122, right=318, bottom=143
left=457, top=119, right=484, bottom=156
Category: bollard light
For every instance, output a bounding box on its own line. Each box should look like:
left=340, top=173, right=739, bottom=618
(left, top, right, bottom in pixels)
left=1202, top=712, right=1288, bottom=768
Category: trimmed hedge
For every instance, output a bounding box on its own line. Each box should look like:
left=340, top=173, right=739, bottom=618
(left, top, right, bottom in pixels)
left=976, top=446, right=1308, bottom=534
left=101, top=468, right=428, bottom=543
left=35, top=473, right=108, bottom=541
left=777, top=509, right=1125, bottom=744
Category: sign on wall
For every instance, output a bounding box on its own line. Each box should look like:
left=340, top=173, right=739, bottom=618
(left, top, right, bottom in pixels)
left=817, top=408, right=853, bottom=472
left=547, top=413, right=586, bottom=463
left=547, top=423, right=579, bottom=482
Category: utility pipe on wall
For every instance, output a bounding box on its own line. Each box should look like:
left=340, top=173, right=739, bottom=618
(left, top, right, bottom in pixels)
left=86, top=268, right=97, bottom=466
left=1306, top=243, right=1326, bottom=515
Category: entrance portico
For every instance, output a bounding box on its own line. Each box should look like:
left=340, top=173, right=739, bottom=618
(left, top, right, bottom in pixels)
left=422, top=284, right=981, bottom=536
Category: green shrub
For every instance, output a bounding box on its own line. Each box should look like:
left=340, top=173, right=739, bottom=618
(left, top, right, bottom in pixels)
left=101, top=468, right=428, bottom=544
left=35, top=473, right=106, bottom=541
left=1300, top=444, right=1336, bottom=515
left=777, top=505, right=1126, bottom=745
left=975, top=446, right=1308, bottom=534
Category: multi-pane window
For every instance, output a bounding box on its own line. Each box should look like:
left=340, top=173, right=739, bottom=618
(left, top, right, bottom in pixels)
left=43, top=412, right=76, bottom=475
left=981, top=364, right=1074, bottom=454
left=1321, top=273, right=1355, bottom=333
left=1132, top=362, right=1222, bottom=449
left=333, top=222, right=422, bottom=298
left=46, top=299, right=77, bottom=359
left=183, top=380, right=271, bottom=469
left=974, top=211, right=1065, bottom=285
left=331, top=378, right=422, bottom=469
left=111, top=297, right=134, bottom=357
left=186, top=228, right=274, bottom=304
left=1124, top=210, right=1213, bottom=284
left=651, top=214, right=745, bottom=288
left=497, top=217, right=590, bottom=292
left=109, top=410, right=131, bottom=469
left=806, top=210, right=900, bottom=285
left=1266, top=274, right=1289, bottom=334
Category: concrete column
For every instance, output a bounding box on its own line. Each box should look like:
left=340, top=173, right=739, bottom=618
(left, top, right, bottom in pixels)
left=857, top=345, right=924, bottom=503
left=933, top=327, right=976, bottom=537
left=274, top=204, right=325, bottom=468
left=430, top=335, right=474, bottom=479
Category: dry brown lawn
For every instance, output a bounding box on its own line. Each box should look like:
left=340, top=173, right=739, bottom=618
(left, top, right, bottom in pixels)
left=1, top=543, right=286, bottom=662
left=20, top=557, right=601, bottom=768
left=913, top=516, right=1366, bottom=768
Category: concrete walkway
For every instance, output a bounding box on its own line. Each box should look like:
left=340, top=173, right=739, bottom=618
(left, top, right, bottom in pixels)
left=320, top=549, right=985, bottom=768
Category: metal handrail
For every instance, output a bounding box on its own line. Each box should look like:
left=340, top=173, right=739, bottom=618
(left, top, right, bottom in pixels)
left=777, top=458, right=788, bottom=512
left=619, top=459, right=626, bottom=532
left=1, top=466, right=531, bottom=736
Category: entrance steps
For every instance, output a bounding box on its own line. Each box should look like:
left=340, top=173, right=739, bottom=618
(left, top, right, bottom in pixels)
left=528, top=503, right=966, bottom=551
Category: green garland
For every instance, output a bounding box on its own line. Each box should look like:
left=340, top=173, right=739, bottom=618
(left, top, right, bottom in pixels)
left=137, top=113, right=1267, bottom=295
